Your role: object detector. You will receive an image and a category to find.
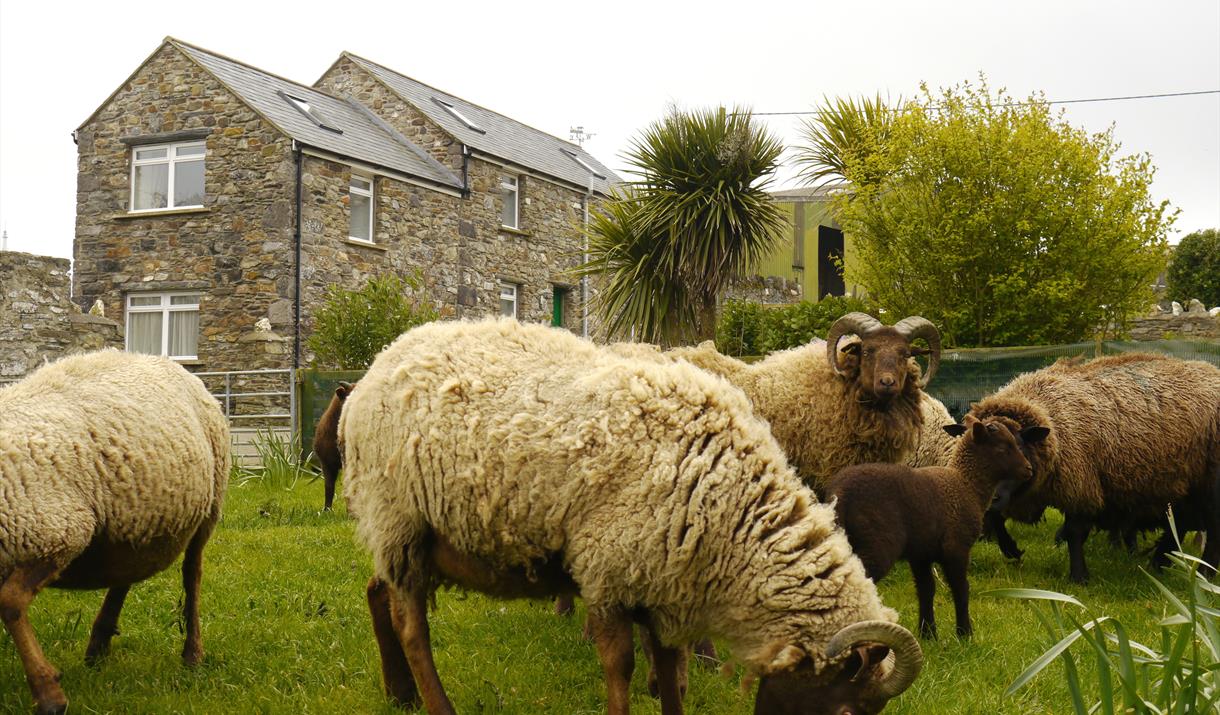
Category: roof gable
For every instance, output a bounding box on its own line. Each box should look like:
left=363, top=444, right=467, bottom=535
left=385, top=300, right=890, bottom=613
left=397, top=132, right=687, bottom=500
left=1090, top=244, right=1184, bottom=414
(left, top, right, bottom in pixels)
left=338, top=53, right=619, bottom=195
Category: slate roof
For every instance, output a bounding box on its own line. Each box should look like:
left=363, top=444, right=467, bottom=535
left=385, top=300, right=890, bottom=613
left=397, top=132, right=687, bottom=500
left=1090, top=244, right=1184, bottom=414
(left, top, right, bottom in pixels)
left=168, top=39, right=462, bottom=190
left=339, top=53, right=620, bottom=196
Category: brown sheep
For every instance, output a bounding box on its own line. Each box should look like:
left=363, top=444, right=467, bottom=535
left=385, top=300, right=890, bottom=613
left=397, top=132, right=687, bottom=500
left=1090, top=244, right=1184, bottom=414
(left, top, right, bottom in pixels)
left=972, top=353, right=1220, bottom=583
left=827, top=415, right=1049, bottom=638
left=670, top=312, right=942, bottom=493
left=313, top=381, right=353, bottom=511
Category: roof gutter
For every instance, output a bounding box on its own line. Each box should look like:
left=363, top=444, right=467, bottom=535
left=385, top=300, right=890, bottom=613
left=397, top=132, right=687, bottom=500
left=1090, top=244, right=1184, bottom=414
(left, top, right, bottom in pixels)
left=461, top=144, right=471, bottom=198
left=293, top=139, right=302, bottom=370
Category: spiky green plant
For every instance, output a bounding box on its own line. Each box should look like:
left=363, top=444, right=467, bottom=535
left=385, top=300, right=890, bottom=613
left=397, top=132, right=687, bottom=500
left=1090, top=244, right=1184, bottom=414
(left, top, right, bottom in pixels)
left=577, top=107, right=786, bottom=345
left=991, top=514, right=1220, bottom=713
left=792, top=94, right=897, bottom=190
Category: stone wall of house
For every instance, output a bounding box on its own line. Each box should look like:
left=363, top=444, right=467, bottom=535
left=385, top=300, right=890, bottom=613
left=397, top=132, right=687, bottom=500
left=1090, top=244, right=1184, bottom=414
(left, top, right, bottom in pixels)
left=73, top=43, right=297, bottom=372
left=313, top=59, right=592, bottom=334
left=722, top=274, right=805, bottom=305
left=0, top=251, right=122, bottom=382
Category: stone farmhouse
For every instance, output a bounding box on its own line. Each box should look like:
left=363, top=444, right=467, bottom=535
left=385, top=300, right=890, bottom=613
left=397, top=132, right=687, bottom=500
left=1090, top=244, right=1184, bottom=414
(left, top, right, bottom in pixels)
left=73, top=37, right=618, bottom=372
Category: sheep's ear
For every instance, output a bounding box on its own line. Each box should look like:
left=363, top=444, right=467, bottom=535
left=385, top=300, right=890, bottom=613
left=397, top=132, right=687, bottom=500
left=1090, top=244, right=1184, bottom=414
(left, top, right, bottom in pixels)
left=943, top=424, right=967, bottom=437
left=336, top=383, right=352, bottom=398
left=910, top=345, right=930, bottom=357
left=1021, top=426, right=1050, bottom=445
left=841, top=342, right=861, bottom=356
left=971, top=420, right=989, bottom=442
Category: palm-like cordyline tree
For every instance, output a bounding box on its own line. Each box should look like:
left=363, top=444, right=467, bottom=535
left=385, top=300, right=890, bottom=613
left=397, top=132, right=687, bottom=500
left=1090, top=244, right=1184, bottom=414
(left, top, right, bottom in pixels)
left=792, top=94, right=897, bottom=190
left=577, top=107, right=786, bottom=346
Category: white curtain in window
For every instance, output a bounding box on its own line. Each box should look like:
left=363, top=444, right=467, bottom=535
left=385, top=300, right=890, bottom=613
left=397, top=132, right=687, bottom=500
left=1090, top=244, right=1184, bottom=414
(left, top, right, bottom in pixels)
left=168, top=310, right=199, bottom=357
left=350, top=192, right=371, bottom=241
left=128, top=312, right=162, bottom=354
left=134, top=163, right=169, bottom=210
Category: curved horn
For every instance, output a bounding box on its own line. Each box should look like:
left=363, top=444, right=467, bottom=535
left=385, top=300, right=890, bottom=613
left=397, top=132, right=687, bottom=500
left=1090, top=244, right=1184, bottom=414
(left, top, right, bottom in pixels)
left=825, top=312, right=884, bottom=378
left=893, top=316, right=941, bottom=388
left=825, top=620, right=923, bottom=700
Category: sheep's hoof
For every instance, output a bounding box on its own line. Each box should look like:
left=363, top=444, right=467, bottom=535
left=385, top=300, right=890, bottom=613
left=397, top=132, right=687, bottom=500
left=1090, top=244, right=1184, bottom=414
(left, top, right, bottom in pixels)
left=182, top=646, right=204, bottom=667
left=956, top=626, right=973, bottom=640
left=692, top=638, right=718, bottom=667
left=32, top=674, right=67, bottom=715
left=554, top=596, right=575, bottom=617
left=36, top=700, right=67, bottom=715
left=918, top=624, right=938, bottom=640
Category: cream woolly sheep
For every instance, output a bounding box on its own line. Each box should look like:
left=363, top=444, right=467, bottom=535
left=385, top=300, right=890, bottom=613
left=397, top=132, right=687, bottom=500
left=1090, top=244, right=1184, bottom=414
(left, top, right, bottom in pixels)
left=668, top=313, right=942, bottom=492
left=971, top=353, right=1220, bottom=583
left=907, top=394, right=958, bottom=468
left=341, top=318, right=922, bottom=715
left=0, top=351, right=229, bottom=715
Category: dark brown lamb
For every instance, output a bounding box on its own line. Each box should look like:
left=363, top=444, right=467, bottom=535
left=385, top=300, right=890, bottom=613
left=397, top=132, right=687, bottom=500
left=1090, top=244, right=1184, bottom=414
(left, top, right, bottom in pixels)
left=313, top=381, right=352, bottom=511
left=828, top=415, right=1049, bottom=638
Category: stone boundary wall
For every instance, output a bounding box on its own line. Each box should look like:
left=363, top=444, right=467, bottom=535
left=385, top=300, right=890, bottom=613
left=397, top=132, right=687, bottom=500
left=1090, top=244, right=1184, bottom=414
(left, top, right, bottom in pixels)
left=1128, top=310, right=1220, bottom=341
left=0, top=251, right=123, bottom=382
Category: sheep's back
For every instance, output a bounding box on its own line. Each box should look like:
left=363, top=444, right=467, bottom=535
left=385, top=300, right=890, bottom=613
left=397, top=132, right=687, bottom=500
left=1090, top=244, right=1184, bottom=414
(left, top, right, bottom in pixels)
left=978, top=354, right=1220, bottom=514
left=0, top=351, right=228, bottom=570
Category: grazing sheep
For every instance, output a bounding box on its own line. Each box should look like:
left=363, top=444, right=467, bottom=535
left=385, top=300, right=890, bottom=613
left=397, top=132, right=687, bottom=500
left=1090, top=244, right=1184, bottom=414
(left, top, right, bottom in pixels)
left=313, top=381, right=353, bottom=511
left=828, top=415, right=1049, bottom=638
left=341, top=318, right=922, bottom=715
left=970, top=353, right=1220, bottom=583
left=669, top=312, right=942, bottom=491
left=0, top=351, right=229, bottom=714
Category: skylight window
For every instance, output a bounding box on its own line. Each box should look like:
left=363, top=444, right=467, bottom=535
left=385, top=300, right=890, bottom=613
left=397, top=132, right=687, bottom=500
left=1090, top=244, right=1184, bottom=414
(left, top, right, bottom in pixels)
left=562, top=149, right=606, bottom=179
left=278, top=90, right=342, bottom=134
left=433, top=98, right=486, bottom=134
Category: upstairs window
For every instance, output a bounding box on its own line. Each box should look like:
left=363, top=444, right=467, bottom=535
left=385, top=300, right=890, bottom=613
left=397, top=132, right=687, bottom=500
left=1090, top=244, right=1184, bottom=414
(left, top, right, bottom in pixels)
left=279, top=91, right=342, bottom=133
left=131, top=141, right=205, bottom=211
left=126, top=292, right=200, bottom=360
left=499, top=281, right=518, bottom=318
left=433, top=98, right=486, bottom=133
left=349, top=175, right=374, bottom=242
left=500, top=175, right=519, bottom=229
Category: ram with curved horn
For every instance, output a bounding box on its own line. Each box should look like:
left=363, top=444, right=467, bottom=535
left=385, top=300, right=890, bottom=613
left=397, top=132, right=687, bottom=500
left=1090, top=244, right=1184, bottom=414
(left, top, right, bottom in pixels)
left=669, top=311, right=942, bottom=493
left=342, top=319, right=923, bottom=714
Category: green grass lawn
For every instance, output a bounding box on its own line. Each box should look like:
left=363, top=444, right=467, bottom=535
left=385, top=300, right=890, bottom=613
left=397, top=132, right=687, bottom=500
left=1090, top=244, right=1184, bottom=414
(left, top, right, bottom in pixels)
left=1, top=477, right=1183, bottom=714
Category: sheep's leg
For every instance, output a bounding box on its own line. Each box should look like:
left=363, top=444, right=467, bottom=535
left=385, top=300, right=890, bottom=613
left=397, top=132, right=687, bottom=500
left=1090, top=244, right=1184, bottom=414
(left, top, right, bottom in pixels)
left=555, top=594, right=575, bottom=616
left=84, top=585, right=130, bottom=664
left=1201, top=472, right=1220, bottom=575
left=588, top=609, right=634, bottom=715
left=1, top=561, right=67, bottom=715
left=180, top=521, right=215, bottom=666
left=641, top=625, right=688, bottom=701
left=366, top=577, right=419, bottom=707
left=986, top=510, right=1024, bottom=560
left=1061, top=515, right=1093, bottom=584
left=941, top=556, right=972, bottom=638
left=692, top=638, right=717, bottom=666
left=643, top=624, right=685, bottom=715
left=909, top=559, right=937, bottom=639
left=391, top=582, right=455, bottom=715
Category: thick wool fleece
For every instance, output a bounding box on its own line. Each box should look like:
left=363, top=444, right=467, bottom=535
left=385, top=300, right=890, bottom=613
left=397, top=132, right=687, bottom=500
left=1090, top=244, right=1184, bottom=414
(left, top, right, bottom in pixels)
left=341, top=319, right=894, bottom=673
left=907, top=394, right=957, bottom=468
left=970, top=353, right=1220, bottom=516
left=668, top=341, right=924, bottom=490
left=0, top=351, right=229, bottom=579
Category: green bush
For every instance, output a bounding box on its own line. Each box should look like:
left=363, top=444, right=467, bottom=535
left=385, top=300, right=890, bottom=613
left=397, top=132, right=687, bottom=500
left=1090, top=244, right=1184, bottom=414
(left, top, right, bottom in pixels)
left=715, top=295, right=871, bottom=356
left=1167, top=228, right=1220, bottom=307
left=307, top=272, right=439, bottom=369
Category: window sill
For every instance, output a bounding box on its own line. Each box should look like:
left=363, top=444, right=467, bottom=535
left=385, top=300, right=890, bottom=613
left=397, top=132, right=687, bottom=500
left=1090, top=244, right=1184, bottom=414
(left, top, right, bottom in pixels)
left=172, top=358, right=203, bottom=366
left=341, top=238, right=388, bottom=252
left=499, top=225, right=531, bottom=237
left=114, top=207, right=210, bottom=220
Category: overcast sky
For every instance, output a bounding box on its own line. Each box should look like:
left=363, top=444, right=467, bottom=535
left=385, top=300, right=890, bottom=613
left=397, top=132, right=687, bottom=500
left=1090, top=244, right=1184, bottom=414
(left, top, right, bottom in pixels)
left=1, top=0, right=1217, bottom=260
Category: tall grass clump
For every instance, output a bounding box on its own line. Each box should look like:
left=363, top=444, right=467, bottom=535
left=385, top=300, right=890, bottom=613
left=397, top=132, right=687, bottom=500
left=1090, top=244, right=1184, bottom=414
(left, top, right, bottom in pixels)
left=992, top=515, right=1220, bottom=713
left=233, top=429, right=317, bottom=490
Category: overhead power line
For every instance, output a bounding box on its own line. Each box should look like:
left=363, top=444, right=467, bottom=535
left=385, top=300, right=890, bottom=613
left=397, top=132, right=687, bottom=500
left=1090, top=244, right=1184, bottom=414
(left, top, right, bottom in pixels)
left=749, top=89, right=1220, bottom=117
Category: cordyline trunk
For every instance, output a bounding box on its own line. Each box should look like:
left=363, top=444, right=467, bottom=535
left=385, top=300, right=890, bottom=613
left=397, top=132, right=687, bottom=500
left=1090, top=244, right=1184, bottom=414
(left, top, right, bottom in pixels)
left=694, top=292, right=718, bottom=344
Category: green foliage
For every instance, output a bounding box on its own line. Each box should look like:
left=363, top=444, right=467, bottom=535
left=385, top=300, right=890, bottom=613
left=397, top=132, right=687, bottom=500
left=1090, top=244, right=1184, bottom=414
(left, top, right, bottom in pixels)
left=1167, top=228, right=1220, bottom=307
left=715, top=295, right=871, bottom=356
left=307, top=272, right=439, bottom=369
left=798, top=77, right=1175, bottom=347
left=792, top=94, right=897, bottom=189
left=995, top=518, right=1220, bottom=713
left=576, top=107, right=787, bottom=346
left=233, top=428, right=317, bottom=490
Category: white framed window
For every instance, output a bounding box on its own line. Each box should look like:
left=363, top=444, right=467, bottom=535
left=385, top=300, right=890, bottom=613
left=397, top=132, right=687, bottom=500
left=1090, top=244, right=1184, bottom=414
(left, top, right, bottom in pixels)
left=130, top=141, right=205, bottom=211
left=349, top=175, right=374, bottom=242
left=501, top=175, right=519, bottom=229
left=126, top=292, right=201, bottom=360
left=498, top=281, right=518, bottom=318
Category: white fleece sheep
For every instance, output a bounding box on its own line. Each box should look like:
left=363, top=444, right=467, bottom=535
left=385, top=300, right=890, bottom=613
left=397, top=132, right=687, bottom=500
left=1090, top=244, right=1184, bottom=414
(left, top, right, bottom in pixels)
left=341, top=318, right=920, bottom=713
left=907, top=394, right=958, bottom=468
left=0, top=350, right=229, bottom=714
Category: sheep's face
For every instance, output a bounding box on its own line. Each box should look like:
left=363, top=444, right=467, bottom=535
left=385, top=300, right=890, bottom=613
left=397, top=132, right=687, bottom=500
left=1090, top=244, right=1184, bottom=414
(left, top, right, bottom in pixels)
left=944, top=415, right=1050, bottom=483
left=754, top=646, right=894, bottom=715
left=839, top=329, right=927, bottom=403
